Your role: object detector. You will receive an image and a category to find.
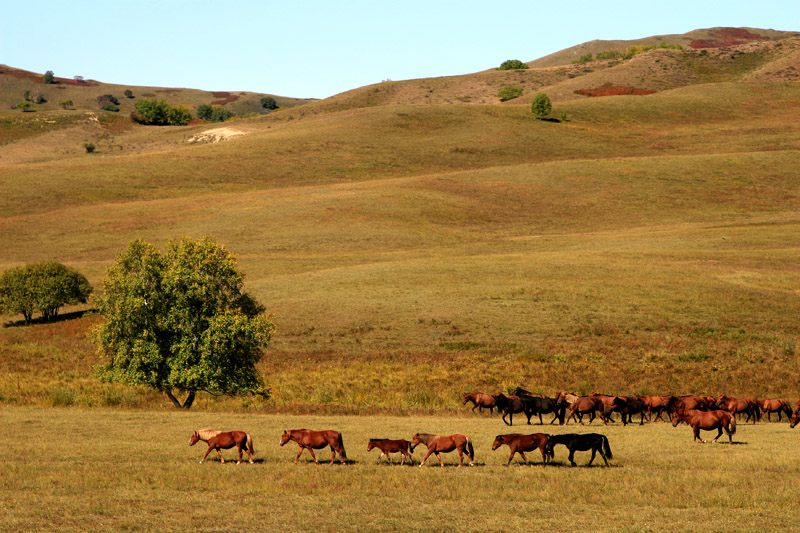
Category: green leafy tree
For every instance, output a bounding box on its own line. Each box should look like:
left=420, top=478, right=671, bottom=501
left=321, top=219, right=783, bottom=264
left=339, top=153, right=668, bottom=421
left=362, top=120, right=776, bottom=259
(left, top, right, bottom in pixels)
left=43, top=70, right=56, bottom=84
left=95, top=237, right=275, bottom=409
left=497, top=85, right=523, bottom=101
left=497, top=59, right=529, bottom=71
left=197, top=104, right=234, bottom=122
left=0, top=262, right=92, bottom=323
left=531, top=92, right=552, bottom=119
left=132, top=99, right=192, bottom=125
left=0, top=267, right=37, bottom=323
left=17, top=102, right=34, bottom=112
left=260, top=96, right=278, bottom=110
left=59, top=99, right=73, bottom=110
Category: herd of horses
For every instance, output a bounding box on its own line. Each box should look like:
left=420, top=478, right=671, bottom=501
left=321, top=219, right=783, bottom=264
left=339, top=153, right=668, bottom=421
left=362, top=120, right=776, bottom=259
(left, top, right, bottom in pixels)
left=187, top=389, right=800, bottom=467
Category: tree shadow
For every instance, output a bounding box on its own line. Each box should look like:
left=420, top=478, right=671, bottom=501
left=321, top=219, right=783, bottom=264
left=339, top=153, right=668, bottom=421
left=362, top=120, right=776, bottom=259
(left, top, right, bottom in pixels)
left=3, top=308, right=96, bottom=328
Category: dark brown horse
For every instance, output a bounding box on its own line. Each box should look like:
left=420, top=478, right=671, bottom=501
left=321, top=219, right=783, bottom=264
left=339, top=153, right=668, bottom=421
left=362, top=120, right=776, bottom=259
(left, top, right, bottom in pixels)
left=190, top=429, right=254, bottom=464
left=545, top=433, right=613, bottom=467
left=757, top=399, right=793, bottom=422
left=462, top=392, right=497, bottom=414
left=566, top=396, right=607, bottom=425
left=494, top=393, right=534, bottom=426
left=491, top=433, right=551, bottom=466
left=671, top=410, right=737, bottom=443
left=280, top=429, right=347, bottom=465
left=411, top=433, right=474, bottom=467
left=367, top=438, right=414, bottom=465
left=790, top=410, right=800, bottom=428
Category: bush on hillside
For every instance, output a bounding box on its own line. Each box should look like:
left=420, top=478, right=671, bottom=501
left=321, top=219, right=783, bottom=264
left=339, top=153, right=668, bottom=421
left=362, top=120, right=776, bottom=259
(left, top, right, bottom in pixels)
left=497, top=85, right=524, bottom=101
left=531, top=92, right=552, bottom=119
left=43, top=70, right=56, bottom=84
left=132, top=99, right=192, bottom=126
left=84, top=142, right=96, bottom=153
left=497, top=59, right=529, bottom=71
left=260, top=96, right=278, bottom=110
left=197, top=103, right=235, bottom=122
left=17, top=102, right=34, bottom=112
left=59, top=99, right=73, bottom=110
left=100, top=103, right=119, bottom=112
left=124, top=89, right=134, bottom=99
left=572, top=53, right=594, bottom=64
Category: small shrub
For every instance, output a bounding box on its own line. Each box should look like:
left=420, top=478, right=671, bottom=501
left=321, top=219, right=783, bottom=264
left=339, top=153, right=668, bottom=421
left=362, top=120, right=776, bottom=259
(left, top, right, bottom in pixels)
left=17, top=102, right=34, bottom=112
left=100, top=103, right=119, bottom=112
left=124, top=89, right=134, bottom=99
left=572, top=52, right=594, bottom=64
left=497, top=59, right=529, bottom=71
left=34, top=93, right=46, bottom=104
left=260, top=96, right=278, bottom=109
left=497, top=85, right=523, bottom=101
left=43, top=70, right=56, bottom=84
left=560, top=111, right=568, bottom=122
left=531, top=92, right=552, bottom=119
left=97, top=94, right=120, bottom=106
left=84, top=142, right=96, bottom=153
left=59, top=99, right=73, bottom=110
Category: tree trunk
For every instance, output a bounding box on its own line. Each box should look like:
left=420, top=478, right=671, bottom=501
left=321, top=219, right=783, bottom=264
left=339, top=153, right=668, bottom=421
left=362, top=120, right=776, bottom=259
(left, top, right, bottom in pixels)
left=165, top=389, right=196, bottom=409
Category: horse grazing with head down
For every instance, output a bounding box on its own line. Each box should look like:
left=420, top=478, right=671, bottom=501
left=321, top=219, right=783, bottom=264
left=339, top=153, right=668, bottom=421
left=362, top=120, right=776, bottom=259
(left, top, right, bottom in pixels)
left=545, top=433, right=612, bottom=467
left=367, top=438, right=414, bottom=465
left=462, top=392, right=497, bottom=414
left=789, top=410, right=800, bottom=428
left=671, top=409, right=737, bottom=443
left=189, top=429, right=254, bottom=464
left=280, top=429, right=347, bottom=465
left=411, top=433, right=474, bottom=467
left=491, top=433, right=551, bottom=466
left=757, top=399, right=793, bottom=422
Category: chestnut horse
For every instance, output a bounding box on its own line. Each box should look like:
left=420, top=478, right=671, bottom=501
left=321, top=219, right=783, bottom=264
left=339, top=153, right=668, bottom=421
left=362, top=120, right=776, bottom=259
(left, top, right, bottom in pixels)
left=280, top=429, right=347, bottom=465
left=790, top=410, right=800, bottom=428
left=717, top=395, right=759, bottom=424
left=491, top=433, right=551, bottom=466
left=189, top=429, right=254, bottom=464
left=757, top=399, right=793, bottom=422
left=671, top=410, right=737, bottom=443
left=462, top=392, right=497, bottom=414
left=566, top=396, right=607, bottom=425
left=411, top=433, right=474, bottom=467
left=367, top=438, right=414, bottom=465
left=641, top=395, right=674, bottom=422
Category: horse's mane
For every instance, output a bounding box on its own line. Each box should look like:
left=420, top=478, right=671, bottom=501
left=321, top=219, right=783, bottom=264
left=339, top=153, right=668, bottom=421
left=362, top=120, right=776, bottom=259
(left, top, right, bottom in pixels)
left=414, top=433, right=439, bottom=443
left=195, top=429, right=222, bottom=442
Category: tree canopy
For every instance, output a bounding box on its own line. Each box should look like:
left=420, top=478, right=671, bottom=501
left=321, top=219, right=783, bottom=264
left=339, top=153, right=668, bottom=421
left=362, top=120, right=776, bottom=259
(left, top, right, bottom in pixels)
left=0, top=261, right=93, bottom=323
left=132, top=99, right=192, bottom=126
left=260, top=96, right=277, bottom=110
left=94, top=237, right=275, bottom=408
left=497, top=59, right=529, bottom=71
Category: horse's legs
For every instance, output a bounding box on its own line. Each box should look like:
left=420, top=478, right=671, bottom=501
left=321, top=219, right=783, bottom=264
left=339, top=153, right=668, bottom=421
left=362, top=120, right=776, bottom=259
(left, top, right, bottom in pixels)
left=693, top=425, right=704, bottom=443
left=436, top=452, right=444, bottom=467
left=237, top=444, right=243, bottom=464
left=598, top=445, right=610, bottom=466
left=419, top=448, right=434, bottom=467
left=518, top=451, right=529, bottom=466
left=588, top=448, right=596, bottom=466
left=200, top=444, right=215, bottom=464
left=293, top=446, right=306, bottom=464
left=377, top=452, right=384, bottom=465
left=506, top=449, right=516, bottom=466
left=307, top=447, right=319, bottom=464
left=329, top=446, right=336, bottom=465
left=216, top=448, right=225, bottom=464
left=713, top=426, right=723, bottom=443
left=568, top=447, right=577, bottom=467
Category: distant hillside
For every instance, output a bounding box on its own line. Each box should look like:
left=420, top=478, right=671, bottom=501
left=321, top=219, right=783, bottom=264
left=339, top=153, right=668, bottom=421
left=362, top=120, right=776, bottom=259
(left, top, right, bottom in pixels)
left=0, top=64, right=315, bottom=116
left=300, top=27, right=800, bottom=114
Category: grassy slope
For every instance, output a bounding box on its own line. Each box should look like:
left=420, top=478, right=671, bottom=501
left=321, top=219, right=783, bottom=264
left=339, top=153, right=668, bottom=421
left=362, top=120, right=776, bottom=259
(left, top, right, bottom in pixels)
left=3, top=407, right=798, bottom=531
left=1, top=77, right=800, bottom=407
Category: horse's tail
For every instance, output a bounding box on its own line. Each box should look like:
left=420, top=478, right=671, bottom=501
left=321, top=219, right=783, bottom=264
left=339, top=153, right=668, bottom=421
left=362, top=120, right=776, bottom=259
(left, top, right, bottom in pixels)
left=338, top=432, right=347, bottom=460
left=467, top=436, right=475, bottom=460
left=602, top=435, right=613, bottom=460
left=727, top=414, right=737, bottom=436
left=246, top=433, right=254, bottom=456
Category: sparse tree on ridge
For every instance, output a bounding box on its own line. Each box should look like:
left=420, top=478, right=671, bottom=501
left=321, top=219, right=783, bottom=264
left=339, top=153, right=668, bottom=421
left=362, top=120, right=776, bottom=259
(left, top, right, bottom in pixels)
left=43, top=70, right=56, bottom=84
left=94, top=237, right=275, bottom=409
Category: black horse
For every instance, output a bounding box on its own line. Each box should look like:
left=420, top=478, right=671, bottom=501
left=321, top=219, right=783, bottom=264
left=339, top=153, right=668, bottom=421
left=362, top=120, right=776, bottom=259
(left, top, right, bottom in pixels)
left=526, top=396, right=567, bottom=425
left=494, top=393, right=534, bottom=426
left=612, top=396, right=646, bottom=426
left=545, top=433, right=613, bottom=466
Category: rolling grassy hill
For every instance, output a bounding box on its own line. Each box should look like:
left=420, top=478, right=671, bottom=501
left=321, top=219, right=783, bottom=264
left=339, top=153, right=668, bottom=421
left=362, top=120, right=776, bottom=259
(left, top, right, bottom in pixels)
left=1, top=28, right=800, bottom=409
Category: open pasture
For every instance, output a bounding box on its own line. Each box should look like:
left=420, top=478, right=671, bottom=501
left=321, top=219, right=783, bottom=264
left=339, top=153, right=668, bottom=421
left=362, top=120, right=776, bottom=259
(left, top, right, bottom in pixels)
left=2, top=407, right=798, bottom=531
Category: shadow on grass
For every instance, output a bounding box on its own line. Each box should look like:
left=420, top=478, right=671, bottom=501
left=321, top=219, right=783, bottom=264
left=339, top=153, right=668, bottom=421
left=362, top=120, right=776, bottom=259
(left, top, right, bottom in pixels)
left=545, top=460, right=621, bottom=468
left=3, top=308, right=96, bottom=328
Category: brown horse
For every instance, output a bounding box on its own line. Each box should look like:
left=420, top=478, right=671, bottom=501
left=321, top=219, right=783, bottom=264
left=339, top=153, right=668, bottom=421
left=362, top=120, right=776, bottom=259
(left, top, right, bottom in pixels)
left=668, top=395, right=710, bottom=413
left=367, top=438, right=414, bottom=465
left=462, top=392, right=497, bottom=414
left=280, top=429, right=347, bottom=465
left=190, top=429, right=254, bottom=464
left=491, top=433, right=551, bottom=466
left=641, top=395, right=673, bottom=422
left=757, top=399, right=793, bottom=422
left=717, top=395, right=759, bottom=424
left=566, top=396, right=607, bottom=425
left=671, top=410, right=737, bottom=443
left=411, top=433, right=474, bottom=467
left=790, top=410, right=800, bottom=428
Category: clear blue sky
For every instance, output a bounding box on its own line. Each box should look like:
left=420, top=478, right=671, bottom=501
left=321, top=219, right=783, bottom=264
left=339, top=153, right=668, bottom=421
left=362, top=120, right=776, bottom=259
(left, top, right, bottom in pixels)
left=2, top=0, right=797, bottom=99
